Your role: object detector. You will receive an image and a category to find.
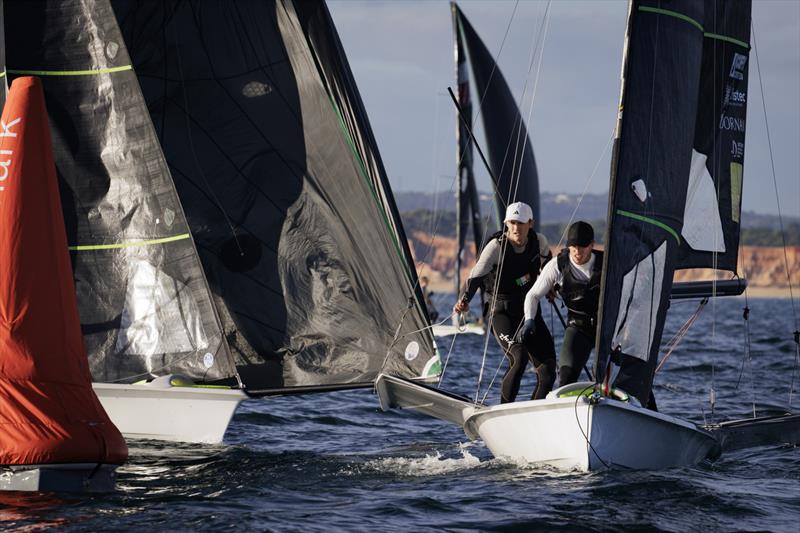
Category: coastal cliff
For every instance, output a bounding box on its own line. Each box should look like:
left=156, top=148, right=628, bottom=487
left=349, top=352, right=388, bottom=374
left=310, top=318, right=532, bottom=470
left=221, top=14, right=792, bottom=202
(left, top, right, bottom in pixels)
left=408, top=231, right=800, bottom=297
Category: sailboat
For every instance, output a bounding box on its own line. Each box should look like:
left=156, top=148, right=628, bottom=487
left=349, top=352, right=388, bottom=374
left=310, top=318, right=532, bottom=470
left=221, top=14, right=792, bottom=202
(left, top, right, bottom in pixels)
left=377, top=0, right=800, bottom=470
left=433, top=3, right=546, bottom=338
left=5, top=0, right=440, bottom=444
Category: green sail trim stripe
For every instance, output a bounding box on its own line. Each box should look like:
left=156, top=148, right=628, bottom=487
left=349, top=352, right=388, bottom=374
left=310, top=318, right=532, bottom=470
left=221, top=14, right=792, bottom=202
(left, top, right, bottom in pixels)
left=638, top=6, right=750, bottom=49
left=0, top=70, right=6, bottom=79
left=7, top=65, right=133, bottom=76
left=703, top=32, right=750, bottom=50
left=69, top=233, right=191, bottom=251
left=616, top=210, right=681, bottom=245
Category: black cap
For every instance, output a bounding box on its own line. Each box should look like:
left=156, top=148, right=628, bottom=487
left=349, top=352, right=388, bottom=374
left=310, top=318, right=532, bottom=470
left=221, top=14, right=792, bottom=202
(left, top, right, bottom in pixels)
left=567, top=221, right=594, bottom=247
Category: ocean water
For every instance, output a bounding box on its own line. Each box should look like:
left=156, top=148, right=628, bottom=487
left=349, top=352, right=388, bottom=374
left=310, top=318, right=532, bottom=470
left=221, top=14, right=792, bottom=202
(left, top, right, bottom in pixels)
left=2, top=298, right=799, bottom=531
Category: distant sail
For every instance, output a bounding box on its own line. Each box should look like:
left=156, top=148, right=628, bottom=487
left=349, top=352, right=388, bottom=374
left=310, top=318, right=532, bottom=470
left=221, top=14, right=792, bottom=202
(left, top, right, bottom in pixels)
left=0, top=76, right=127, bottom=467
left=113, top=0, right=440, bottom=392
left=5, top=0, right=238, bottom=385
left=453, top=4, right=541, bottom=230
left=594, top=0, right=751, bottom=406
left=451, top=2, right=486, bottom=297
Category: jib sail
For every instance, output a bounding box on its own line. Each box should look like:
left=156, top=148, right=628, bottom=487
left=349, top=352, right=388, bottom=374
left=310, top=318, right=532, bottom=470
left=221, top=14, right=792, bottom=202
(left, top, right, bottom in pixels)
left=112, top=0, right=440, bottom=393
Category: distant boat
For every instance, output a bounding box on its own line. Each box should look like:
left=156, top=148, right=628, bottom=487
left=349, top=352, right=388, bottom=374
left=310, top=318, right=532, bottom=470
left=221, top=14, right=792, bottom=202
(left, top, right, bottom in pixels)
left=434, top=3, right=544, bottom=338
left=378, top=0, right=800, bottom=470
left=0, top=77, right=127, bottom=492
left=6, top=0, right=440, bottom=444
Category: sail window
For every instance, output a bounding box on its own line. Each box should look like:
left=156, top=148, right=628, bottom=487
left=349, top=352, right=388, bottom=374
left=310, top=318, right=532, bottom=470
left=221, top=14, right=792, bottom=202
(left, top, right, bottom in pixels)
left=611, top=241, right=667, bottom=362
left=631, top=178, right=649, bottom=203
left=242, top=81, right=272, bottom=98
left=681, top=149, right=726, bottom=252
left=116, top=260, right=209, bottom=362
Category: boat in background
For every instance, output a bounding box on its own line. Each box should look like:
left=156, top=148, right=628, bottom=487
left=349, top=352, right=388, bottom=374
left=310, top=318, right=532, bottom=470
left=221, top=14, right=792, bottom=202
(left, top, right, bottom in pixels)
left=0, top=77, right=127, bottom=491
left=435, top=3, right=547, bottom=338
left=378, top=0, right=800, bottom=470
left=5, top=0, right=439, bottom=444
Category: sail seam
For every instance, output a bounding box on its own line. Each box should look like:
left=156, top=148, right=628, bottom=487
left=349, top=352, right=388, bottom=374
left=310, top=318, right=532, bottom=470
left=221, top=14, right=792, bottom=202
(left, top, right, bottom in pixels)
left=8, top=65, right=133, bottom=76
left=68, top=233, right=191, bottom=251
left=616, top=210, right=680, bottom=245
left=324, top=95, right=414, bottom=283
left=638, top=6, right=749, bottom=49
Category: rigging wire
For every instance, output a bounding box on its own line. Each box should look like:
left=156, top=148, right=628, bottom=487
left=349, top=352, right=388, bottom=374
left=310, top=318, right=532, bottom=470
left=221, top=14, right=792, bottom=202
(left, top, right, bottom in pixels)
left=751, top=22, right=800, bottom=407
left=475, top=0, right=552, bottom=404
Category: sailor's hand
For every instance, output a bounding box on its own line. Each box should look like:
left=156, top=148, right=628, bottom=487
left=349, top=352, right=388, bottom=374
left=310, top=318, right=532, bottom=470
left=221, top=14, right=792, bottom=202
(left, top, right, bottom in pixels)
left=545, top=289, right=557, bottom=303
left=517, top=319, right=536, bottom=343
left=453, top=298, right=469, bottom=314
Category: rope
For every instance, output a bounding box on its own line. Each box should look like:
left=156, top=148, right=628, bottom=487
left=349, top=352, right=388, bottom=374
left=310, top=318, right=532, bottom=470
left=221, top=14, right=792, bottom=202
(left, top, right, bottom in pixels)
left=655, top=298, right=707, bottom=374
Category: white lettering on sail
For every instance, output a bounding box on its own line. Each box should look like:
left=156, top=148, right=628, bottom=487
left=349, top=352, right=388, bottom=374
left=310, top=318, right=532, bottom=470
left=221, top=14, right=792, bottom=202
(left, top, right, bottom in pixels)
left=731, top=140, right=744, bottom=159
left=0, top=117, right=21, bottom=138
left=719, top=115, right=745, bottom=132
left=729, top=53, right=747, bottom=80
left=723, top=85, right=746, bottom=107
left=0, top=117, right=21, bottom=192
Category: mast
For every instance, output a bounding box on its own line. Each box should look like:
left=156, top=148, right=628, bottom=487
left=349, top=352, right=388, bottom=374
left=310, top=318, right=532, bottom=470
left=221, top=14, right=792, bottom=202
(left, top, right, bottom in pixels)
left=594, top=0, right=751, bottom=407
left=451, top=2, right=486, bottom=304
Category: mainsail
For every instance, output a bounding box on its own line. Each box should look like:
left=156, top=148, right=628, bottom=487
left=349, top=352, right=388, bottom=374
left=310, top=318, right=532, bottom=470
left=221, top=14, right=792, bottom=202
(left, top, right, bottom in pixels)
left=112, top=0, right=439, bottom=393
left=452, top=3, right=541, bottom=230
left=5, top=0, right=238, bottom=386
left=595, top=0, right=751, bottom=406
left=452, top=2, right=486, bottom=296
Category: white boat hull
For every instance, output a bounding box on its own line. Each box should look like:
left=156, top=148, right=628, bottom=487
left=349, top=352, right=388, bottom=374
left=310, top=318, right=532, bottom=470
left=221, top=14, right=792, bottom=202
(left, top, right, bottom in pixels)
left=93, top=382, right=247, bottom=444
left=465, top=394, right=719, bottom=471
left=376, top=374, right=719, bottom=471
left=0, top=463, right=119, bottom=492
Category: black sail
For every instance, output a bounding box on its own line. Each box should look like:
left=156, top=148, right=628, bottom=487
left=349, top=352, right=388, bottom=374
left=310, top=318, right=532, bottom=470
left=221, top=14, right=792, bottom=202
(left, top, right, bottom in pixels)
left=4, top=0, right=238, bottom=384
left=594, top=0, right=751, bottom=406
left=112, top=0, right=440, bottom=393
left=451, top=2, right=486, bottom=298
left=453, top=4, right=541, bottom=230
left=676, top=1, right=751, bottom=272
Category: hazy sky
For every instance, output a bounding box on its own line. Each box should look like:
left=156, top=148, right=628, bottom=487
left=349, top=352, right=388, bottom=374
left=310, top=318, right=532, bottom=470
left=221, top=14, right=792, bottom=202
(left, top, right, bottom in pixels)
left=327, top=0, right=799, bottom=217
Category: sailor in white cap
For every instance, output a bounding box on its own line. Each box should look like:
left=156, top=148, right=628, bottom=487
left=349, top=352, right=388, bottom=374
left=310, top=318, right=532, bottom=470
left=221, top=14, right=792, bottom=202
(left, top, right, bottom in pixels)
left=453, top=201, right=556, bottom=403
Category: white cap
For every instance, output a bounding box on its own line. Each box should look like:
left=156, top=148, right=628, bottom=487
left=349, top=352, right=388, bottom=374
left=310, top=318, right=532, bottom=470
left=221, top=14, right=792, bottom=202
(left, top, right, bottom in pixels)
left=504, top=202, right=533, bottom=223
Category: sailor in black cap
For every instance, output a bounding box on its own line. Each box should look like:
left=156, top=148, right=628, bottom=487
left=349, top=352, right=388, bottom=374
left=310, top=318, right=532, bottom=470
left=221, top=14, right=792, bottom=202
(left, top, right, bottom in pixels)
left=453, top=202, right=556, bottom=403
left=518, top=221, right=603, bottom=387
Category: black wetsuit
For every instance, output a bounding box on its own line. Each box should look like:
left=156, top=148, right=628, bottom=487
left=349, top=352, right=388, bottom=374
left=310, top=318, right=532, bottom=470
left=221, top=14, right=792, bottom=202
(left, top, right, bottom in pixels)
left=463, top=231, right=556, bottom=403
left=556, top=249, right=603, bottom=387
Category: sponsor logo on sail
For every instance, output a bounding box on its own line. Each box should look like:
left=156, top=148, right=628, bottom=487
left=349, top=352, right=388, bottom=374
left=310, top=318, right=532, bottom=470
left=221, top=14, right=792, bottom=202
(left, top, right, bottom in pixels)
left=0, top=117, right=21, bottom=193
left=729, top=53, right=747, bottom=80
left=719, top=114, right=745, bottom=132
left=723, top=85, right=746, bottom=107
left=731, top=140, right=744, bottom=159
